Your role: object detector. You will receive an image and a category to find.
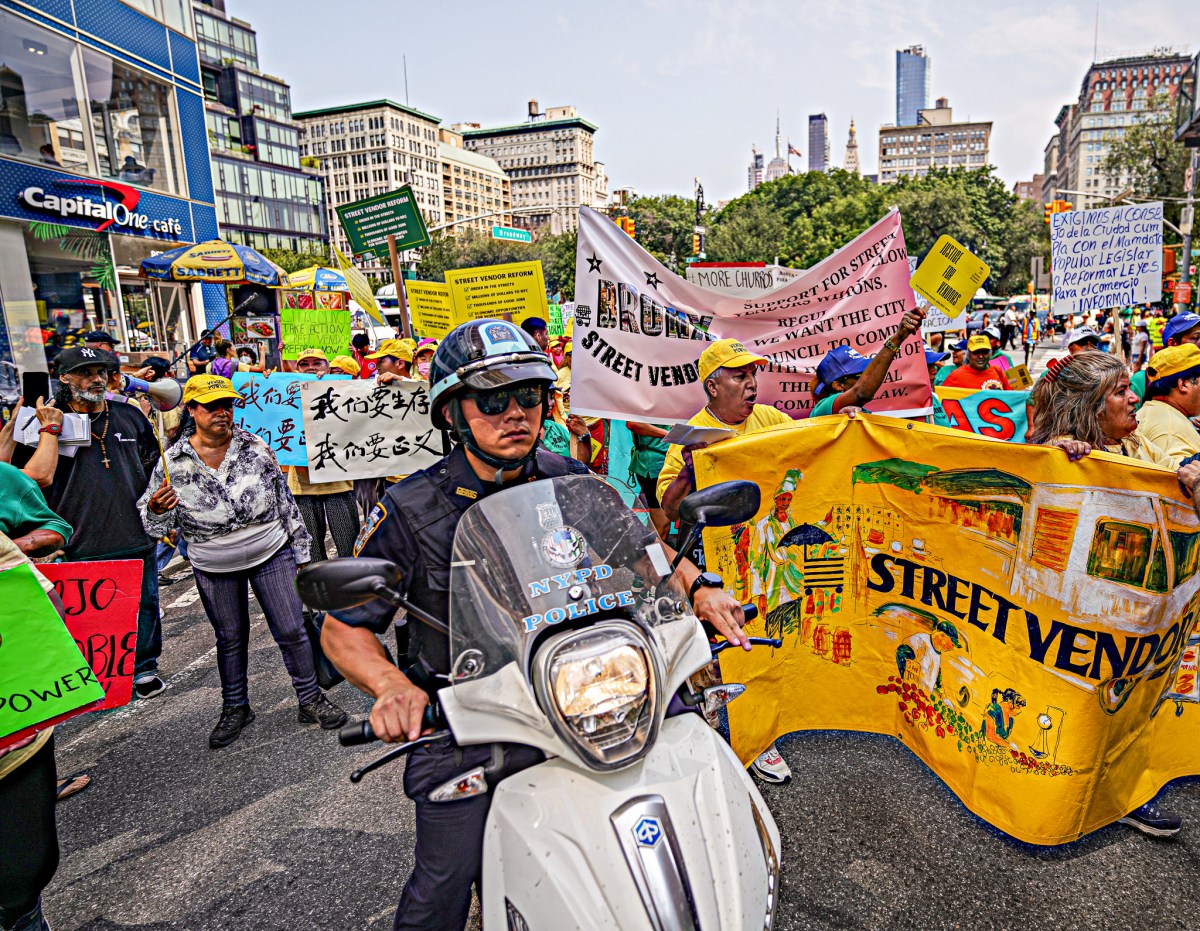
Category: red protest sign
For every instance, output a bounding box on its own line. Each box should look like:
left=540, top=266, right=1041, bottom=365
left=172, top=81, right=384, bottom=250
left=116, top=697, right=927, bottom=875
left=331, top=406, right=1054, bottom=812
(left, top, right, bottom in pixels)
left=39, top=560, right=142, bottom=711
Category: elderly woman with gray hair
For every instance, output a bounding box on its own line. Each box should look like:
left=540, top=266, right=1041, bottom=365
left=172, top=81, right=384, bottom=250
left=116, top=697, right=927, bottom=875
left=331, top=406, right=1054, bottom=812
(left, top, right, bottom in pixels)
left=1027, top=349, right=1200, bottom=839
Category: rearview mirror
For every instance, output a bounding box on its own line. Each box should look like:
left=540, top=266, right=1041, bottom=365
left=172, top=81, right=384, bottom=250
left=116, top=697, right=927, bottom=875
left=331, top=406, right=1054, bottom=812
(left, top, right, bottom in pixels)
left=678, top=480, right=761, bottom=528
left=296, top=558, right=402, bottom=611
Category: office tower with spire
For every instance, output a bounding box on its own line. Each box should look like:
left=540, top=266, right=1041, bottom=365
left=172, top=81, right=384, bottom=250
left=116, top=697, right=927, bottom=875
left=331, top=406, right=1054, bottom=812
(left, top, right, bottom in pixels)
left=763, top=113, right=790, bottom=183
left=808, top=114, right=830, bottom=172
left=896, top=45, right=930, bottom=126
left=843, top=119, right=861, bottom=176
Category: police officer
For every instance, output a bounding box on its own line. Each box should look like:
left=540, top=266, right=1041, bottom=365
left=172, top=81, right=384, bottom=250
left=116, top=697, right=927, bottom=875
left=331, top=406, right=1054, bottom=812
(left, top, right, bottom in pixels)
left=321, top=319, right=749, bottom=931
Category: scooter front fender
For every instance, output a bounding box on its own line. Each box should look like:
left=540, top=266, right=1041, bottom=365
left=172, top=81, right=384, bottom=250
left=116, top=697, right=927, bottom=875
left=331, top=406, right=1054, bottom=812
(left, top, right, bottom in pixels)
left=482, top=713, right=780, bottom=931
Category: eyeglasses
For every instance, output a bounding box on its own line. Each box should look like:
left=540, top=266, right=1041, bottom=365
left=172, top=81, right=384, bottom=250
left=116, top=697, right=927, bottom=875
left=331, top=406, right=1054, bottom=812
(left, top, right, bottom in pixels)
left=468, top=384, right=543, bottom=416
left=198, top=399, right=235, bottom=412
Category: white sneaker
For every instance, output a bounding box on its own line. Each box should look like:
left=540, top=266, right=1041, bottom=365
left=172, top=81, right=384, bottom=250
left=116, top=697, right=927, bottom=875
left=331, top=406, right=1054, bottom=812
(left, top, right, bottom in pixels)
left=749, top=743, right=792, bottom=784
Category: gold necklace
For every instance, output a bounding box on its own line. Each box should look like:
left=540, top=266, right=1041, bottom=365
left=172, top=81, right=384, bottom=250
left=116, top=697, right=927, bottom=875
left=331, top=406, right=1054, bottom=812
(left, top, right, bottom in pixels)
left=73, top=400, right=111, bottom=468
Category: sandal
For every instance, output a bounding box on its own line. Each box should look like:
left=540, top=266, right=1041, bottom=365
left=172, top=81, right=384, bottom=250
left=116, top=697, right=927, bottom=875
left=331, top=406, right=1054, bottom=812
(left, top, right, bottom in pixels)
left=56, top=772, right=91, bottom=802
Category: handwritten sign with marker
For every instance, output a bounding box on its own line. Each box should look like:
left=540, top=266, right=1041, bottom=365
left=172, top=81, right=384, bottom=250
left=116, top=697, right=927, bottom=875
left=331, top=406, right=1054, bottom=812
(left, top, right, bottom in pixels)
left=1051, top=202, right=1163, bottom=314
left=233, top=372, right=349, bottom=467
left=300, top=378, right=445, bottom=482
left=910, top=235, right=990, bottom=317
left=279, top=307, right=350, bottom=361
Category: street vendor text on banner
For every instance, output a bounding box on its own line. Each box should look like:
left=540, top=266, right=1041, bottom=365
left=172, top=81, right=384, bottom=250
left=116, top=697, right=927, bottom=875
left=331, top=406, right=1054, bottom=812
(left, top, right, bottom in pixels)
left=406, top=281, right=456, bottom=339
left=299, top=378, right=444, bottom=483
left=696, top=414, right=1200, bottom=845
left=1051, top=202, right=1163, bottom=315
left=571, top=206, right=931, bottom=423
left=233, top=372, right=349, bottom=467
left=444, top=261, right=547, bottom=324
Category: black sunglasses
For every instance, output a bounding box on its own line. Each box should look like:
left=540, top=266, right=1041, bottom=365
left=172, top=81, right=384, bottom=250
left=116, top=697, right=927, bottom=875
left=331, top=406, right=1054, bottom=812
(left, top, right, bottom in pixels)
left=468, top=384, right=543, bottom=416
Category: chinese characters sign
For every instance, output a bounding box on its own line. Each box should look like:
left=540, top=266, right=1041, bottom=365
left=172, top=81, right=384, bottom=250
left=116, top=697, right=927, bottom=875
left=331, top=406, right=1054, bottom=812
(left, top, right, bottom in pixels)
left=299, top=378, right=445, bottom=482
left=233, top=372, right=349, bottom=467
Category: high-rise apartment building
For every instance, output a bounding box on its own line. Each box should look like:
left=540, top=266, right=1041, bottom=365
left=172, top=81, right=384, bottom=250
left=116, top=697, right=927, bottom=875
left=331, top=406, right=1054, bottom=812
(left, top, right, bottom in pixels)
left=438, top=128, right=511, bottom=236
left=294, top=100, right=443, bottom=277
left=878, top=98, right=991, bottom=182
left=1012, top=175, right=1044, bottom=201
left=747, top=146, right=764, bottom=191
left=192, top=0, right=326, bottom=252
left=896, top=45, right=930, bottom=127
left=1040, top=51, right=1191, bottom=206
left=808, top=114, right=830, bottom=173
left=459, top=101, right=600, bottom=234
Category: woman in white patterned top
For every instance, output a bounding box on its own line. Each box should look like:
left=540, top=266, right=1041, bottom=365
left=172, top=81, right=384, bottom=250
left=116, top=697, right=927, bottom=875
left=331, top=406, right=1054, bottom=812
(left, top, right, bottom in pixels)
left=138, top=374, right=347, bottom=749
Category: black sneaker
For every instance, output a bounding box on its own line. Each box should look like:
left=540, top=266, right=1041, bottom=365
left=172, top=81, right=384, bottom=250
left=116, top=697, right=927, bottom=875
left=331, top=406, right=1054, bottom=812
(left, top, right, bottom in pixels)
left=1118, top=801, right=1182, bottom=837
left=298, top=693, right=348, bottom=729
left=157, top=573, right=177, bottom=586
left=209, top=705, right=255, bottom=749
left=134, top=675, right=167, bottom=700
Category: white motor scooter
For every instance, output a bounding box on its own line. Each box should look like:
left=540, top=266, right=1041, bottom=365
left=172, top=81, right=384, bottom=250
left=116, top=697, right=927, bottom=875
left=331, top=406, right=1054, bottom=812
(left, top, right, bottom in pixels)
left=300, top=475, right=781, bottom=931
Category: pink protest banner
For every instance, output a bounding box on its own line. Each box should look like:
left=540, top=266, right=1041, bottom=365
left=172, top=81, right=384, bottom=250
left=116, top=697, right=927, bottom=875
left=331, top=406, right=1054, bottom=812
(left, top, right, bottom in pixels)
left=571, top=207, right=931, bottom=422
left=40, top=560, right=142, bottom=711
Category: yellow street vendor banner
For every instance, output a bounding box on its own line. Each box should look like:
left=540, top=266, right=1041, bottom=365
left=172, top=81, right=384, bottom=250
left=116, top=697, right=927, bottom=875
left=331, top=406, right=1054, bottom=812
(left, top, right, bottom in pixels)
left=698, top=414, right=1200, bottom=845
left=444, top=261, right=547, bottom=324
left=406, top=281, right=456, bottom=339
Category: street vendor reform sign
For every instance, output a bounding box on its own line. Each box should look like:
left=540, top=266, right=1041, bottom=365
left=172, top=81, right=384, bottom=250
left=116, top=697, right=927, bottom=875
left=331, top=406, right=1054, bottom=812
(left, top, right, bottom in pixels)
left=336, top=185, right=431, bottom=259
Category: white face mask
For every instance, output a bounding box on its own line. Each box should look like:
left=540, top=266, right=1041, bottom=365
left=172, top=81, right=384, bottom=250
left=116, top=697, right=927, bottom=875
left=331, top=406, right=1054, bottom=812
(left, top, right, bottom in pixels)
left=239, top=355, right=252, bottom=364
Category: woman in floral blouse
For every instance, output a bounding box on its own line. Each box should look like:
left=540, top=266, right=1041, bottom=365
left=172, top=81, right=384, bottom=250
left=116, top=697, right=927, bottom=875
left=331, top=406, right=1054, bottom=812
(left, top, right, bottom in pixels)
left=139, top=375, right=347, bottom=749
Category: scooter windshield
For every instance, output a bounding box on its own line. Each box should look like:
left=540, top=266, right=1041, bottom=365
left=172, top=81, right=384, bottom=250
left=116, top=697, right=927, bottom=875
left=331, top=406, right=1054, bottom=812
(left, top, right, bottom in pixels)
left=447, top=474, right=691, bottom=683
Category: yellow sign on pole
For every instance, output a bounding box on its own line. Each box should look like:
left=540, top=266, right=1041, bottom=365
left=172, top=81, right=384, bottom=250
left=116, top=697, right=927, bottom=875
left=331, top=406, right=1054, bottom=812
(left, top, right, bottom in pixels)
left=332, top=245, right=387, bottom=325
left=1006, top=363, right=1034, bottom=390
left=910, top=235, right=990, bottom=317
left=444, top=261, right=547, bottom=324
left=406, top=281, right=456, bottom=339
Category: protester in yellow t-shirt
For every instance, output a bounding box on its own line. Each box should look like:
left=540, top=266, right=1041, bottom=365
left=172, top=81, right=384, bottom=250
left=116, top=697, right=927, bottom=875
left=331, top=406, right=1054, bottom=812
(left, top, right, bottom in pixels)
left=1135, top=345, right=1200, bottom=465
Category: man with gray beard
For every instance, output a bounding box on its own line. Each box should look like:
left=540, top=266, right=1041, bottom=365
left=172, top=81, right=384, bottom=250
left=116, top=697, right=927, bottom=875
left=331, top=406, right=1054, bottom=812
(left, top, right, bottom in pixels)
left=15, top=346, right=166, bottom=697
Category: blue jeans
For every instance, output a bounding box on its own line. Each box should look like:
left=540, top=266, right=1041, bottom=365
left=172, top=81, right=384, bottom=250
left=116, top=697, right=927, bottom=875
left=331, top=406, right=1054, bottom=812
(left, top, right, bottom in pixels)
left=192, top=545, right=320, bottom=707
left=78, top=547, right=161, bottom=679
left=155, top=533, right=189, bottom=574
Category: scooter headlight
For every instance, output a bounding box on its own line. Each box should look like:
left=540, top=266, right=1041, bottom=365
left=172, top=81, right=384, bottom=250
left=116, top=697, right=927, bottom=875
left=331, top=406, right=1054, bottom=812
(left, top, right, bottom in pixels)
left=533, top=622, right=660, bottom=771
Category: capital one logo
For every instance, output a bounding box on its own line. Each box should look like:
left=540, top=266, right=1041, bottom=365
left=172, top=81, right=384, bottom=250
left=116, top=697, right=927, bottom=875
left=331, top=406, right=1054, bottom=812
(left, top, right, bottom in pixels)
left=632, top=816, right=662, bottom=848
left=19, top=178, right=183, bottom=236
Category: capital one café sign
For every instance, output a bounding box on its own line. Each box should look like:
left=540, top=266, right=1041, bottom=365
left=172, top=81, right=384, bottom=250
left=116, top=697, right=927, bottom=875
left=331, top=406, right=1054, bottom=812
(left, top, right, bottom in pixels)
left=18, top=177, right=183, bottom=237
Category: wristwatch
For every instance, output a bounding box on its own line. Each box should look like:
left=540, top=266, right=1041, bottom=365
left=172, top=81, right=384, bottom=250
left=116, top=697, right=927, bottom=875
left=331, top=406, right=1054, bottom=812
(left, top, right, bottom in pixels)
left=883, top=336, right=902, bottom=353
left=38, top=424, right=62, bottom=436
left=688, top=571, right=723, bottom=603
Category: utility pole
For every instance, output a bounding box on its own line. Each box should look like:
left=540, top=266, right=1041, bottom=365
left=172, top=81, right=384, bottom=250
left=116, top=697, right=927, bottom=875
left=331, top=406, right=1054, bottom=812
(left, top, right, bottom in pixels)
left=1176, top=150, right=1199, bottom=315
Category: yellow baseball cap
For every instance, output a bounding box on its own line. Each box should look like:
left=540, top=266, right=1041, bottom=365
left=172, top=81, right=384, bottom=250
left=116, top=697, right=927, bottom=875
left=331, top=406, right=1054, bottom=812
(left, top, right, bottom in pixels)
left=967, top=335, right=992, bottom=353
left=366, top=338, right=414, bottom=362
left=296, top=347, right=328, bottom=362
left=329, top=355, right=361, bottom=376
left=698, top=338, right=769, bottom=382
left=182, top=374, right=243, bottom=405
left=1147, top=344, right=1200, bottom=383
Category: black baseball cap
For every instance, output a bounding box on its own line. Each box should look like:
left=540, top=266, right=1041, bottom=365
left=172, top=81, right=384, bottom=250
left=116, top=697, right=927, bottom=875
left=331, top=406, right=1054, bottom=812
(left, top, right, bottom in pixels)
left=56, top=346, right=118, bottom=374
left=83, top=330, right=118, bottom=347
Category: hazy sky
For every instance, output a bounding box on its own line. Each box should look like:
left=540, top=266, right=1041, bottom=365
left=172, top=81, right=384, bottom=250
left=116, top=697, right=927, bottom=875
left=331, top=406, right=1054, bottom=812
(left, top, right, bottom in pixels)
left=239, top=0, right=1198, bottom=201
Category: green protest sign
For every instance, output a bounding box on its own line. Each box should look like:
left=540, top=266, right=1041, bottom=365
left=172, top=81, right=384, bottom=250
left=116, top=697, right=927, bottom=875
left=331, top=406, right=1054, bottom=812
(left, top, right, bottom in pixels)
left=548, top=303, right=563, bottom=336
left=0, top=565, right=105, bottom=748
left=279, top=307, right=351, bottom=361
left=335, top=185, right=431, bottom=259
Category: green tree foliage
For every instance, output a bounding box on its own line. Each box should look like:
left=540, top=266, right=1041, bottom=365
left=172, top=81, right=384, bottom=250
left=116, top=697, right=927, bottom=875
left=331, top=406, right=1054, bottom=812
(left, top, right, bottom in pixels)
left=1101, top=92, right=1191, bottom=237
left=259, top=246, right=332, bottom=274
left=622, top=195, right=712, bottom=274
left=415, top=228, right=577, bottom=299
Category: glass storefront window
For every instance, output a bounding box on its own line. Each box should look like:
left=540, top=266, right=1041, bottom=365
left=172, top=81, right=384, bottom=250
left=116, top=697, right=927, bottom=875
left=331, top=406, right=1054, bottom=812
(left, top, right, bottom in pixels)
left=81, top=47, right=183, bottom=196
left=0, top=11, right=91, bottom=174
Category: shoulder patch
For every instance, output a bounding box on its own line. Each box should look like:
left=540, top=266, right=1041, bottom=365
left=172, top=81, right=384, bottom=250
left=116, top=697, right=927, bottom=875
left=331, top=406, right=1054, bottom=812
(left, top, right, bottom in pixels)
left=353, top=501, right=388, bottom=556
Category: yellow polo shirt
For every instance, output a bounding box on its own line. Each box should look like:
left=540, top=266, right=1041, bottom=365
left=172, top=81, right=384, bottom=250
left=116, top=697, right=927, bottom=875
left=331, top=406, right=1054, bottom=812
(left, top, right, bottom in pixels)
left=656, top=404, right=792, bottom=502
left=1135, top=399, right=1200, bottom=466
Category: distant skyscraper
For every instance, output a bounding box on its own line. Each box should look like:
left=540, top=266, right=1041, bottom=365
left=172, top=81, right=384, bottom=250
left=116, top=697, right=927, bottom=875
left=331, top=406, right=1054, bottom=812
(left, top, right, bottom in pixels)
left=808, top=114, right=829, bottom=172
left=843, top=120, right=861, bottom=176
left=763, top=114, right=790, bottom=183
left=896, top=45, right=930, bottom=126
left=747, top=145, right=764, bottom=191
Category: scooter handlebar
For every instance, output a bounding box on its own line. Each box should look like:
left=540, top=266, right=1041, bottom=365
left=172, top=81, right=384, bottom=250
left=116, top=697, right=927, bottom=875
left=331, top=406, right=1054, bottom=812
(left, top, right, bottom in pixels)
left=338, top=705, right=439, bottom=746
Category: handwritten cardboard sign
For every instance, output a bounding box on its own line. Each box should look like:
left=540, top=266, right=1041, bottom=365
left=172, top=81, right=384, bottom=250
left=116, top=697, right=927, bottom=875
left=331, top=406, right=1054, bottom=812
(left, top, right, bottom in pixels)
left=280, top=306, right=351, bottom=361
left=233, top=372, right=350, bottom=467
left=910, top=235, right=990, bottom=317
left=0, top=565, right=106, bottom=749
left=39, top=559, right=142, bottom=712
left=1051, top=202, right=1163, bottom=314
left=300, top=378, right=445, bottom=482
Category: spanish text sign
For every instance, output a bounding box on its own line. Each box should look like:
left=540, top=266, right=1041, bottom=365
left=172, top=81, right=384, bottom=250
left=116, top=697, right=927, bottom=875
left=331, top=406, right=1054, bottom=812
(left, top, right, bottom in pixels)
left=1051, top=202, right=1163, bottom=314
left=572, top=206, right=931, bottom=423
left=0, top=565, right=106, bottom=749
left=697, top=415, right=1200, bottom=845
left=40, top=560, right=142, bottom=711
left=909, top=235, right=990, bottom=316
left=299, top=378, right=445, bottom=482
left=445, top=261, right=547, bottom=324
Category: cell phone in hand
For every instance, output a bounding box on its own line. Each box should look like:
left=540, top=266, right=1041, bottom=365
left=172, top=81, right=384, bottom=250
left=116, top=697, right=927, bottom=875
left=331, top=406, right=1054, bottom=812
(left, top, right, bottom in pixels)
left=21, top=370, right=50, bottom=405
